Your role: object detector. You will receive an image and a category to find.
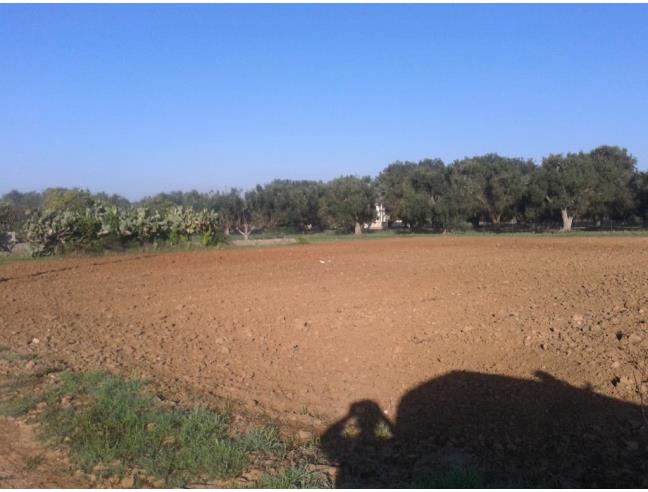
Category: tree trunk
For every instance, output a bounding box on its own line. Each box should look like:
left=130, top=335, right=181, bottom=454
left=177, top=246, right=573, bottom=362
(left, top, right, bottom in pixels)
left=354, top=222, right=363, bottom=236
left=560, top=209, right=574, bottom=232
left=223, top=224, right=230, bottom=237
left=236, top=222, right=255, bottom=240
left=491, top=213, right=501, bottom=225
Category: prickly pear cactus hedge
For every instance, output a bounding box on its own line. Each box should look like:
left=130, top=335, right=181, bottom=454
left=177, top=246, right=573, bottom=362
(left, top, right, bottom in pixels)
left=23, top=203, right=221, bottom=256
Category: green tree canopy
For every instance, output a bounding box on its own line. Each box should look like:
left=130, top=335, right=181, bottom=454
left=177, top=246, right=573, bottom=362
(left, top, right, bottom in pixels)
left=42, top=188, right=93, bottom=212
left=249, top=180, right=325, bottom=232
left=587, top=146, right=636, bottom=221
left=399, top=159, right=447, bottom=229
left=631, top=171, right=648, bottom=222
left=376, top=161, right=418, bottom=223
left=1, top=190, right=44, bottom=211
left=451, top=154, right=535, bottom=225
left=534, top=152, right=597, bottom=231
left=320, top=176, right=377, bottom=235
left=138, top=190, right=214, bottom=212
left=212, top=189, right=245, bottom=236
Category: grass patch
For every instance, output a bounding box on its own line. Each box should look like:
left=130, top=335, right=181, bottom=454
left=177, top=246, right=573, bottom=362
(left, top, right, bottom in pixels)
left=231, top=228, right=648, bottom=249
left=15, top=371, right=289, bottom=487
left=0, top=394, right=39, bottom=417
left=241, top=426, right=286, bottom=456
left=257, top=464, right=331, bottom=488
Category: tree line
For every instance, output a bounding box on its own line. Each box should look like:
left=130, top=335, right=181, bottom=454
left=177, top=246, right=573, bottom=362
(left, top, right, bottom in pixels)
left=2, top=145, right=647, bottom=239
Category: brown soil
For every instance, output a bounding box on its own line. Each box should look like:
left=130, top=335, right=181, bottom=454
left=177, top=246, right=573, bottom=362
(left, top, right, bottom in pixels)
left=0, top=417, right=86, bottom=488
left=1, top=236, right=648, bottom=486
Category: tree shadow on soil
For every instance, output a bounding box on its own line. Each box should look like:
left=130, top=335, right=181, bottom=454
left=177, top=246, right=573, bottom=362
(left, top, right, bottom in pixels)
left=320, top=371, right=648, bottom=488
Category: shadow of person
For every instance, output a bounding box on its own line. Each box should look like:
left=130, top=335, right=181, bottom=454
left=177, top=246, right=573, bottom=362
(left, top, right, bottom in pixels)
left=320, top=399, right=397, bottom=488
left=320, top=371, right=647, bottom=487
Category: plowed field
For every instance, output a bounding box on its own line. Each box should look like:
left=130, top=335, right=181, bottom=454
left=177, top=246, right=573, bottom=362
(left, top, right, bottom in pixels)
left=2, top=236, right=647, bottom=486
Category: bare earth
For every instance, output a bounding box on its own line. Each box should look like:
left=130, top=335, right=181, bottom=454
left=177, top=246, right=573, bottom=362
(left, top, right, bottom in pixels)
left=1, top=236, right=648, bottom=486
left=0, top=418, right=85, bottom=488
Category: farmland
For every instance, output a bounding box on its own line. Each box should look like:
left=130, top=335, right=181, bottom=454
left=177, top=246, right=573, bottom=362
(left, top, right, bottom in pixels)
left=1, top=236, right=648, bottom=486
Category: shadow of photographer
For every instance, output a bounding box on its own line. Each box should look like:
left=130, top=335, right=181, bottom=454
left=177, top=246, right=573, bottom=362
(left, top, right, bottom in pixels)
left=321, top=370, right=647, bottom=487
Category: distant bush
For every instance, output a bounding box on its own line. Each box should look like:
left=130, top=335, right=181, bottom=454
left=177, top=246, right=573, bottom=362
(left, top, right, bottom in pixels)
left=0, top=202, right=22, bottom=233
left=23, top=202, right=222, bottom=256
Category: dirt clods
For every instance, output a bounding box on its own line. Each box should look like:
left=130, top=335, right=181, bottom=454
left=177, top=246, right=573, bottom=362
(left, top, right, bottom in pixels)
left=2, top=236, right=648, bottom=486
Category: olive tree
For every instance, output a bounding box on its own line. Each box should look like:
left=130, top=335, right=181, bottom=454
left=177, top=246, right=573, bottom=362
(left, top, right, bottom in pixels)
left=587, top=146, right=636, bottom=222
left=376, top=161, right=418, bottom=225
left=631, top=171, right=648, bottom=223
left=320, top=176, right=377, bottom=235
left=285, top=181, right=326, bottom=232
left=259, top=180, right=325, bottom=232
left=451, top=154, right=535, bottom=225
left=212, top=189, right=245, bottom=237
left=534, top=152, right=597, bottom=231
left=138, top=190, right=214, bottom=212
left=399, top=159, right=447, bottom=229
left=1, top=190, right=43, bottom=211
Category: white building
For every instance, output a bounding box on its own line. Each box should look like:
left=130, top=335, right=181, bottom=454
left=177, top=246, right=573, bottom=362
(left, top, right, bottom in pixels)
left=368, top=202, right=389, bottom=230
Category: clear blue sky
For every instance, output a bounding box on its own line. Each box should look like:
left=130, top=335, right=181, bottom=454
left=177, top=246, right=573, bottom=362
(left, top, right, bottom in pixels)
left=2, top=4, right=647, bottom=200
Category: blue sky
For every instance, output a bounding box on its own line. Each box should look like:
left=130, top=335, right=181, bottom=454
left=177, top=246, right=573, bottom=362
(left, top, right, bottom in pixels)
left=1, top=4, right=647, bottom=199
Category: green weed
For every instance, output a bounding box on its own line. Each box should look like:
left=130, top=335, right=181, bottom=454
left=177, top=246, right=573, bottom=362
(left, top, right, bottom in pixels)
left=257, top=464, right=330, bottom=488
left=0, top=394, right=38, bottom=417
left=241, top=426, right=286, bottom=456
left=27, top=371, right=276, bottom=487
